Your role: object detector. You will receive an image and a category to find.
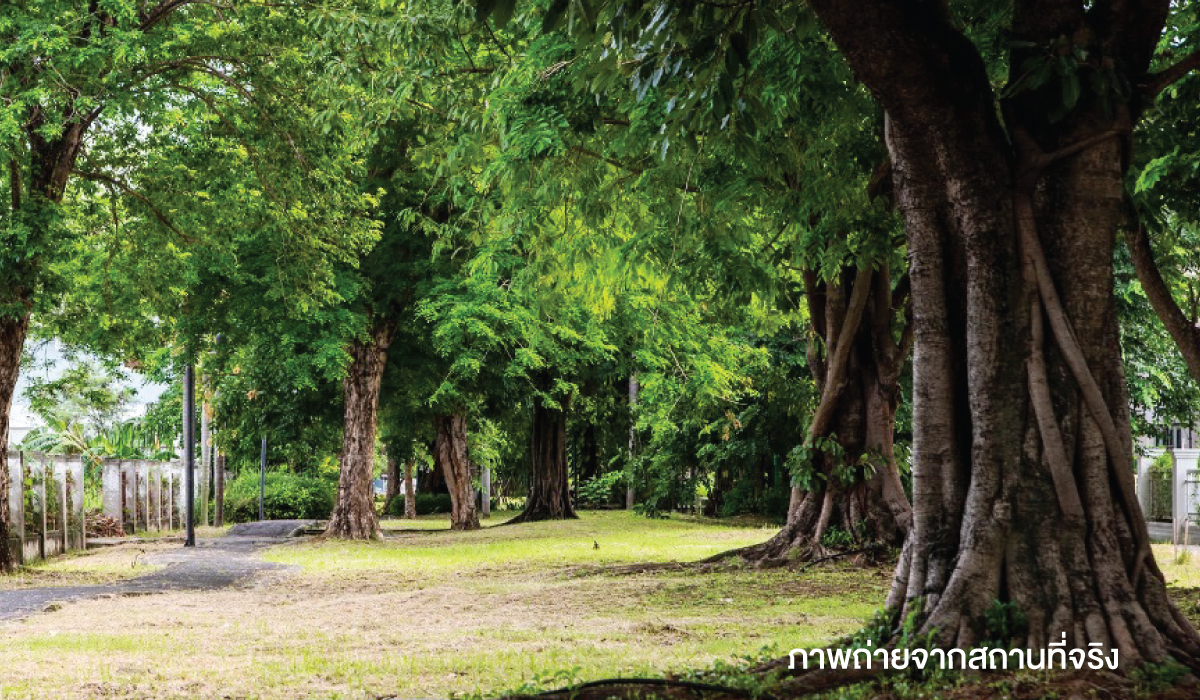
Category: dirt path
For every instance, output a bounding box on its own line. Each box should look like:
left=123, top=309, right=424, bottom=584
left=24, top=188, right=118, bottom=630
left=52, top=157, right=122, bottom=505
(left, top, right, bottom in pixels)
left=0, top=520, right=314, bottom=622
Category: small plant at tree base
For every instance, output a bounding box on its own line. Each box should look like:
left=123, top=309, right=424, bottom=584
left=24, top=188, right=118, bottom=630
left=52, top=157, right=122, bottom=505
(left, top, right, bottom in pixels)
left=982, top=599, right=1028, bottom=647
left=1131, top=659, right=1190, bottom=696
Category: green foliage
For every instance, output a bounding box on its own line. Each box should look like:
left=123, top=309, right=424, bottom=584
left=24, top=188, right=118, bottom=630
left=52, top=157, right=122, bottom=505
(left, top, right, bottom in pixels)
left=385, top=492, right=454, bottom=517
left=982, top=600, right=1028, bottom=648
left=1130, top=659, right=1190, bottom=695
left=577, top=471, right=624, bottom=508
left=222, top=470, right=336, bottom=523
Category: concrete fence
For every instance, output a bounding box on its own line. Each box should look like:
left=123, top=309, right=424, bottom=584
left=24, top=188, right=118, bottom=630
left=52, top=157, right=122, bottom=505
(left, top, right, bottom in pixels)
left=99, top=458, right=188, bottom=536
left=4, top=451, right=87, bottom=566
left=1136, top=448, right=1200, bottom=542
left=3, top=452, right=213, bottom=566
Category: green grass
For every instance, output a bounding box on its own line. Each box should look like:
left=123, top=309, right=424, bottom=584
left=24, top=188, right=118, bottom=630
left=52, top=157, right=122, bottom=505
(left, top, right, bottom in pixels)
left=275, top=510, right=779, bottom=578
left=0, top=510, right=886, bottom=699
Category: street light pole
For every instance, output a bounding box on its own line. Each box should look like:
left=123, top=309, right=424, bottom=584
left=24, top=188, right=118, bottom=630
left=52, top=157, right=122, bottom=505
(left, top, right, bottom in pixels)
left=184, top=364, right=196, bottom=547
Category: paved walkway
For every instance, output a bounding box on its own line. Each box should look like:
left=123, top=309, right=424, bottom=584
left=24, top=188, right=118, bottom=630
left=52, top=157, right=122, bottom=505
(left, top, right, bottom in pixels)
left=1148, top=520, right=1200, bottom=543
left=0, top=520, right=315, bottom=622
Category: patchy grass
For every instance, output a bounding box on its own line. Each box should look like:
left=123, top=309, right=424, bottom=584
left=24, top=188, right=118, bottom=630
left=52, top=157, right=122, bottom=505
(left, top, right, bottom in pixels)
left=0, top=510, right=885, bottom=699
left=0, top=543, right=168, bottom=591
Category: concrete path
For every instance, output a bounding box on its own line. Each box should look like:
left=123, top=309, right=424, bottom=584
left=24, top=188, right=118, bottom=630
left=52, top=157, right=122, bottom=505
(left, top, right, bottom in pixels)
left=0, top=520, right=315, bottom=622
left=1148, top=520, right=1200, bottom=543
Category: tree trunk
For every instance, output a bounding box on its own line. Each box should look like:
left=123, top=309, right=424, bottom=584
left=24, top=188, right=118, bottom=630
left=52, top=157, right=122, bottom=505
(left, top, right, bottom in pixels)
left=0, top=314, right=29, bottom=574
left=481, top=466, right=491, bottom=518
left=214, top=451, right=225, bottom=528
left=435, top=413, right=480, bottom=531
left=325, top=322, right=393, bottom=539
left=1, top=118, right=92, bottom=573
left=579, top=424, right=600, bottom=484
left=718, top=266, right=913, bottom=565
left=807, top=0, right=1200, bottom=664
left=403, top=459, right=416, bottom=519
left=420, top=452, right=448, bottom=494
left=625, top=374, right=638, bottom=510
left=385, top=456, right=401, bottom=510
left=704, top=463, right=731, bottom=517
left=510, top=396, right=578, bottom=523
left=200, top=396, right=211, bottom=527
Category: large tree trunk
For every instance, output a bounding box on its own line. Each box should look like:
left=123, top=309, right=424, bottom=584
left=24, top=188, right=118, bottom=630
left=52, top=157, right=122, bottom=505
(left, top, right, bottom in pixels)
left=325, top=322, right=393, bottom=539
left=1, top=117, right=92, bottom=573
left=0, top=314, right=29, bottom=573
left=718, top=265, right=913, bottom=565
left=510, top=396, right=578, bottom=523
left=435, top=413, right=480, bottom=531
left=808, top=0, right=1200, bottom=664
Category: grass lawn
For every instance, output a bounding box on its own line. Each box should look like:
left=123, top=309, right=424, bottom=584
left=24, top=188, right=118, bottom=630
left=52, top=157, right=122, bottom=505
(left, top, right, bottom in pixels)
left=0, top=511, right=889, bottom=699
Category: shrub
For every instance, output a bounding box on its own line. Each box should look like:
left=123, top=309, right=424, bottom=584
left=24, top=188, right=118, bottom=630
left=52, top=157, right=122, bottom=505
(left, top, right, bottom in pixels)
left=578, top=471, right=624, bottom=508
left=223, top=470, right=336, bottom=523
left=385, top=492, right=454, bottom=516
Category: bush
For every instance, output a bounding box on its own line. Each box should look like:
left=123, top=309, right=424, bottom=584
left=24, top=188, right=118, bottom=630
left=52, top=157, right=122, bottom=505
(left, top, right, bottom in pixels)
left=385, top=492, right=454, bottom=516
left=223, top=470, right=336, bottom=523
left=578, top=471, right=624, bottom=508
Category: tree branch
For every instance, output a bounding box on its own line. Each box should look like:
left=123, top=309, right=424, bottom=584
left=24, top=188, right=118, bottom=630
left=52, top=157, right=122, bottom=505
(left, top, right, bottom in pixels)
left=1124, top=223, right=1200, bottom=383
left=73, top=169, right=196, bottom=243
left=1144, top=51, right=1200, bottom=98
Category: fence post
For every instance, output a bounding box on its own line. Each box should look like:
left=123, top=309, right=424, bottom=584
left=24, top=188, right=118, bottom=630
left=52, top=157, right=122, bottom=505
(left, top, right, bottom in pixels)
left=38, top=455, right=46, bottom=561
left=75, top=456, right=86, bottom=551
left=6, top=451, right=23, bottom=565
left=59, top=457, right=68, bottom=554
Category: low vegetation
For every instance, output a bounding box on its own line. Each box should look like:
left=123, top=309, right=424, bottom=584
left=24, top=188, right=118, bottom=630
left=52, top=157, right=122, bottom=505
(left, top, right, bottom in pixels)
left=0, top=511, right=887, bottom=699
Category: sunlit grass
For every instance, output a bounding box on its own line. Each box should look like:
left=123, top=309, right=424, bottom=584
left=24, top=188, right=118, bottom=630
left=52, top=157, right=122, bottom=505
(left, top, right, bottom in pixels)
left=1155, top=543, right=1200, bottom=588
left=0, top=509, right=885, bottom=699
left=274, top=510, right=779, bottom=579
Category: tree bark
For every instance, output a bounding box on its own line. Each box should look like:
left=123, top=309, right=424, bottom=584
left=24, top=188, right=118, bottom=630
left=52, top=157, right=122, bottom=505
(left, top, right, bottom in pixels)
left=420, top=452, right=448, bottom=494
left=200, top=395, right=211, bottom=527
left=579, top=424, right=600, bottom=484
left=385, top=455, right=401, bottom=510
left=625, top=374, right=638, bottom=510
left=214, top=450, right=225, bottom=528
left=403, top=459, right=416, bottom=519
left=717, top=265, right=912, bottom=565
left=510, top=395, right=578, bottom=523
left=325, top=322, right=393, bottom=539
left=0, top=314, right=30, bottom=573
left=0, top=113, right=94, bottom=572
left=481, top=466, right=491, bottom=518
left=804, top=0, right=1200, bottom=664
left=435, top=413, right=480, bottom=531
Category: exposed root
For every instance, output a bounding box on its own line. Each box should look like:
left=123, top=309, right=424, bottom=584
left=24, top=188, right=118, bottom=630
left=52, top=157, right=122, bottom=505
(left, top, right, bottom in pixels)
left=503, top=677, right=779, bottom=700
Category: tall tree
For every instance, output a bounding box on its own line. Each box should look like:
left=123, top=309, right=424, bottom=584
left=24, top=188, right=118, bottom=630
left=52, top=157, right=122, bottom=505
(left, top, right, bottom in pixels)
left=1, top=0, right=372, bottom=571
left=504, top=0, right=1200, bottom=662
